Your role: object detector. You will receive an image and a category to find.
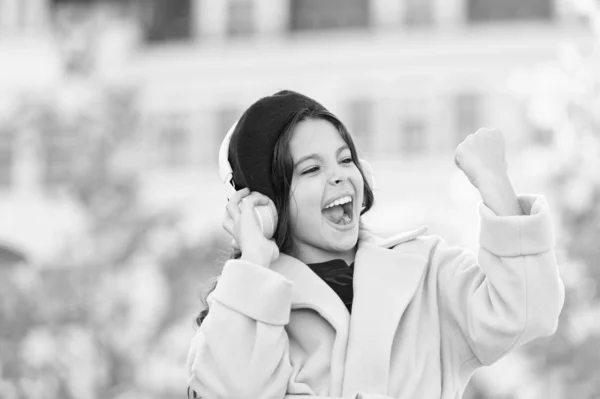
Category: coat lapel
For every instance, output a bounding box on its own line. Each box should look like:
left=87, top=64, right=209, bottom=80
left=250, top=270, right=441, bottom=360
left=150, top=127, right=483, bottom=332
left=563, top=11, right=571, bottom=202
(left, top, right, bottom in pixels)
left=270, top=253, right=351, bottom=329
left=342, top=238, right=429, bottom=395
left=270, top=253, right=351, bottom=393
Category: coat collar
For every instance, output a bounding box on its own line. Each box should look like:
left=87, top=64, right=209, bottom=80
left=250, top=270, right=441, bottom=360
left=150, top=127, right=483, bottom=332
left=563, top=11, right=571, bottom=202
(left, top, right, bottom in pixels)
left=342, top=232, right=429, bottom=394
left=271, top=252, right=351, bottom=330
left=270, top=226, right=429, bottom=395
left=269, top=227, right=429, bottom=327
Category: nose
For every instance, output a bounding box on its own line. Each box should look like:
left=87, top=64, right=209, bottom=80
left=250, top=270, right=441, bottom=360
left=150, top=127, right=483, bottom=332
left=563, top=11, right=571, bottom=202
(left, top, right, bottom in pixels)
left=327, top=166, right=348, bottom=186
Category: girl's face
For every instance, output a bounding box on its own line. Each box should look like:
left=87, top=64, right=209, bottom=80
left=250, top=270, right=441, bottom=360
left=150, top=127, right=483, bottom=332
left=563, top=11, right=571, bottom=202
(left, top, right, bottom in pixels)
left=288, top=118, right=364, bottom=264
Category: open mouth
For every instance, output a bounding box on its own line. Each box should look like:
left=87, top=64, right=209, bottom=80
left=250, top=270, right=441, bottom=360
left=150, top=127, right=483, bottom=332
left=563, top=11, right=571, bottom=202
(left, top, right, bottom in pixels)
left=321, top=195, right=354, bottom=226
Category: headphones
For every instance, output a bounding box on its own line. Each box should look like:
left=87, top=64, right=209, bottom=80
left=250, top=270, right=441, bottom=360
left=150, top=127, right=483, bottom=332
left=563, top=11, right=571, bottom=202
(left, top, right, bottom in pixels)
left=218, top=121, right=375, bottom=239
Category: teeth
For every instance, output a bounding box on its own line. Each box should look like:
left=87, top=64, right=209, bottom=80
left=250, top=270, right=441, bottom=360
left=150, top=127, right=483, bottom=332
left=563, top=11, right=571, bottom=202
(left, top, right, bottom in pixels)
left=324, top=195, right=352, bottom=209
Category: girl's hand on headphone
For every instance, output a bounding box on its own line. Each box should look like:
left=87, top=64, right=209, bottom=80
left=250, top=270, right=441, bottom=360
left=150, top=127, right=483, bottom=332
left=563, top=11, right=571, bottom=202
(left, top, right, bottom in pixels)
left=222, top=188, right=279, bottom=268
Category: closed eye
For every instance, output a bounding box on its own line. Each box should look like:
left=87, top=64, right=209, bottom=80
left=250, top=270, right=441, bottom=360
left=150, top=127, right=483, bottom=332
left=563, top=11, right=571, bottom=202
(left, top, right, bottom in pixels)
left=301, top=166, right=320, bottom=175
left=341, top=158, right=353, bottom=164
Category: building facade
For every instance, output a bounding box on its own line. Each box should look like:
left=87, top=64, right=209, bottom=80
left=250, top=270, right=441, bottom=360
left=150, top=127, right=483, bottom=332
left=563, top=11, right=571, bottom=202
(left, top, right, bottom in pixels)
left=0, top=0, right=591, bottom=257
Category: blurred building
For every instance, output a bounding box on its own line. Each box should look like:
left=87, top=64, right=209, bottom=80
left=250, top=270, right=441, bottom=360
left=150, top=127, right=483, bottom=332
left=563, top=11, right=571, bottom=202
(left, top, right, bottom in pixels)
left=0, top=0, right=592, bottom=258
left=122, top=0, right=588, bottom=163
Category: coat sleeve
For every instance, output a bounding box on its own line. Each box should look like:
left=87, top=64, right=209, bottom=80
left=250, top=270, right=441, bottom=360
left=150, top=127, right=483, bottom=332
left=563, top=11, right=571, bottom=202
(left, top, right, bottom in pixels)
left=283, top=395, right=393, bottom=399
left=435, top=194, right=565, bottom=367
left=187, top=259, right=294, bottom=399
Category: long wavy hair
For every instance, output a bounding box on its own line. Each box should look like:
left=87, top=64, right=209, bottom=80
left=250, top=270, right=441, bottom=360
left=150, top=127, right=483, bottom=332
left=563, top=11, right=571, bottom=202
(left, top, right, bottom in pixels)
left=194, top=107, right=375, bottom=327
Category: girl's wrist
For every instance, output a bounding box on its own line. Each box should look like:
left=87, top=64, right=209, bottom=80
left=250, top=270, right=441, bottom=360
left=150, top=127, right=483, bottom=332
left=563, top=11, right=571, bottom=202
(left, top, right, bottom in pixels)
left=478, top=173, right=524, bottom=216
left=241, top=250, right=272, bottom=268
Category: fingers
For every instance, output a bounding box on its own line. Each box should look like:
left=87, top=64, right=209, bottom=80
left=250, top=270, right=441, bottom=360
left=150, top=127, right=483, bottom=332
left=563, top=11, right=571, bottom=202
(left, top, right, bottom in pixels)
left=230, top=187, right=250, bottom=203
left=224, top=191, right=273, bottom=245
left=225, top=202, right=239, bottom=223
left=240, top=192, right=272, bottom=211
left=226, top=187, right=250, bottom=222
left=222, top=216, right=234, bottom=237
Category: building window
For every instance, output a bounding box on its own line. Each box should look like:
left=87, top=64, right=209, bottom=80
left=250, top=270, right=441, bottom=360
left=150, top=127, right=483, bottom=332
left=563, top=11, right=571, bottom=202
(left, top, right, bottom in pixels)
left=158, top=114, right=190, bottom=168
left=467, top=0, right=553, bottom=23
left=454, top=93, right=483, bottom=145
left=346, top=99, right=373, bottom=157
left=0, top=0, right=38, bottom=34
left=142, top=0, right=192, bottom=43
left=0, top=129, right=14, bottom=188
left=404, top=0, right=434, bottom=27
left=400, top=117, right=427, bottom=155
left=227, top=0, right=254, bottom=37
left=289, top=0, right=370, bottom=32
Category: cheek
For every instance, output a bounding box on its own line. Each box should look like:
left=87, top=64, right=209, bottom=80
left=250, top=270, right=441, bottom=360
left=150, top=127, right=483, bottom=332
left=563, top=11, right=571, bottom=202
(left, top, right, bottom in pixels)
left=352, top=170, right=365, bottom=198
left=289, top=178, right=326, bottom=222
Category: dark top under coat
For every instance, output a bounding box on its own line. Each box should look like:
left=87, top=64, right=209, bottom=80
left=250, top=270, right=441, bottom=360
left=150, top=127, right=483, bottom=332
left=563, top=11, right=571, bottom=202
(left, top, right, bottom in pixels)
left=307, top=259, right=354, bottom=314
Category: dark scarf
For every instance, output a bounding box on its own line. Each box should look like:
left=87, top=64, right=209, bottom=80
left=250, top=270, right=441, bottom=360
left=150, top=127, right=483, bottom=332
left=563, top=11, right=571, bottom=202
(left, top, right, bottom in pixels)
left=307, top=259, right=355, bottom=313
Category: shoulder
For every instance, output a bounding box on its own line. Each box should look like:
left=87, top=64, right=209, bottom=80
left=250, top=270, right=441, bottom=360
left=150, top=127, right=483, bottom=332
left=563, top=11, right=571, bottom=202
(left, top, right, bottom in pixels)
left=363, top=225, right=436, bottom=249
left=361, top=226, right=458, bottom=261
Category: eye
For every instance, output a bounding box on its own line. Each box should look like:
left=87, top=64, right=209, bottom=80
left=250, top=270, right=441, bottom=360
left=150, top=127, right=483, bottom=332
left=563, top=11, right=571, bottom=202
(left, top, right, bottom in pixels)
left=301, top=166, right=320, bottom=175
left=341, top=157, right=353, bottom=164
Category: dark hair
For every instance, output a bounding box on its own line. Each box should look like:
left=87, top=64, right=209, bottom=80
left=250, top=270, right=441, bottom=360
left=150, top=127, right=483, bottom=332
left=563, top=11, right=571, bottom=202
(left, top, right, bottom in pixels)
left=194, top=107, right=374, bottom=328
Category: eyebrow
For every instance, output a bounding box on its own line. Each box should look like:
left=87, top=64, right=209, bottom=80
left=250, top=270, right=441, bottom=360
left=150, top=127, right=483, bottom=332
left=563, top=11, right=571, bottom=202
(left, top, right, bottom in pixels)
left=294, top=145, right=350, bottom=168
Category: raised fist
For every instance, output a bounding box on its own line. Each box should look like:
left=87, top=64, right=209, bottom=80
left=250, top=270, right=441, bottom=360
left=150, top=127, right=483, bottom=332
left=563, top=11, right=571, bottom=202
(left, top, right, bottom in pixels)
left=454, top=128, right=508, bottom=189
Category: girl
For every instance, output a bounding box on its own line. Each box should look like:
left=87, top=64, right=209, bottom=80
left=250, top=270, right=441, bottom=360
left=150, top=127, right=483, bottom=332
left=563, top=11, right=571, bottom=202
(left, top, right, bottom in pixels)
left=186, top=90, right=564, bottom=399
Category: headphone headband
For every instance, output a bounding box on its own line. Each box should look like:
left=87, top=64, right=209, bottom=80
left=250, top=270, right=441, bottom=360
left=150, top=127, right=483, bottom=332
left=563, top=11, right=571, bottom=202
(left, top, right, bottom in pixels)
left=218, top=121, right=237, bottom=199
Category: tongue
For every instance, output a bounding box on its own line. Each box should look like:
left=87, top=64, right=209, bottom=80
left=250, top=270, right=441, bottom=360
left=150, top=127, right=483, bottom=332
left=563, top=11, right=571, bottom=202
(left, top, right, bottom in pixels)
left=322, top=205, right=345, bottom=224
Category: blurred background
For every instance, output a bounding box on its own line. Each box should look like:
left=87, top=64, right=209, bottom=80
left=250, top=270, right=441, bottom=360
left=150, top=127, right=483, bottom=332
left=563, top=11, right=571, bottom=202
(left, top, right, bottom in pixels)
left=0, top=0, right=599, bottom=398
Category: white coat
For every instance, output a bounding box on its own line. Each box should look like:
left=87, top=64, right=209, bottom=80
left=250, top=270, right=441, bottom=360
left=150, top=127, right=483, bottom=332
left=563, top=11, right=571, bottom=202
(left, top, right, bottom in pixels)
left=187, top=195, right=565, bottom=399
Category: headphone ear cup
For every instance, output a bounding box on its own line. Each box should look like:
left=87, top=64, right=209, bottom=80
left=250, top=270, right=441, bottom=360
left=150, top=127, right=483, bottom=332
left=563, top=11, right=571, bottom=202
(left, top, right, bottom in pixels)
left=254, top=199, right=278, bottom=239
left=358, top=159, right=375, bottom=190
left=220, top=120, right=278, bottom=240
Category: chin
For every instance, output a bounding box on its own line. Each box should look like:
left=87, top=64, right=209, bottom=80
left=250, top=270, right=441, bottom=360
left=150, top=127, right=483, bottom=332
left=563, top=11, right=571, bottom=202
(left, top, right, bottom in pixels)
left=328, top=231, right=359, bottom=252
